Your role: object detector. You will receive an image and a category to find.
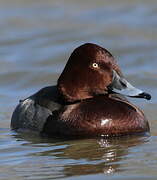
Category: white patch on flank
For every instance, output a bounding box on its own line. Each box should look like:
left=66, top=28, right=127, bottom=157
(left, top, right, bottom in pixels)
left=62, top=104, right=79, bottom=120
left=101, top=119, right=111, bottom=126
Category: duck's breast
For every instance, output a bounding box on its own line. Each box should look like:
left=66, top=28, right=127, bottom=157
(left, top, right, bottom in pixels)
left=48, top=96, right=149, bottom=137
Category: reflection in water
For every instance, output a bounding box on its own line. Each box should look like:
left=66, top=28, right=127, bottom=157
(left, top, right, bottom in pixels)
left=12, top=132, right=149, bottom=178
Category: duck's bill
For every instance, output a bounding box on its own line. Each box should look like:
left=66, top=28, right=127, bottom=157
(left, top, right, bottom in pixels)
left=108, top=70, right=151, bottom=100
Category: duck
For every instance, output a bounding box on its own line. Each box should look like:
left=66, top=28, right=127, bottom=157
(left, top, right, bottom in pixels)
left=11, top=43, right=151, bottom=137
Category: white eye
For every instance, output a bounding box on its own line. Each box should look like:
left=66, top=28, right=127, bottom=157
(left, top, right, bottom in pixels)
left=92, top=63, right=99, bottom=68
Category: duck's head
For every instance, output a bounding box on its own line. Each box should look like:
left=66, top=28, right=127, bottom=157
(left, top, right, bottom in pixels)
left=57, top=43, right=151, bottom=102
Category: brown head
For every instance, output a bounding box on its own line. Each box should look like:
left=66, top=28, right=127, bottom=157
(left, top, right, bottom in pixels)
left=57, top=43, right=151, bottom=102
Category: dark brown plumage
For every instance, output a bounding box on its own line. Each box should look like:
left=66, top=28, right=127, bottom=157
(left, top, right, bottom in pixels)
left=11, top=43, right=151, bottom=137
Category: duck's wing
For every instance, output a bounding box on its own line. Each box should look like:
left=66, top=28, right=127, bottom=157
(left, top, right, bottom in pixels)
left=11, top=86, right=62, bottom=133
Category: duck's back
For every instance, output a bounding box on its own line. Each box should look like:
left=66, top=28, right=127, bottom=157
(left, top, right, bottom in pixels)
left=11, top=86, right=62, bottom=133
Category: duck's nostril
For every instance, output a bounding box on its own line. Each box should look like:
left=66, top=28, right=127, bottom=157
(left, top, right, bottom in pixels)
left=120, top=79, right=127, bottom=88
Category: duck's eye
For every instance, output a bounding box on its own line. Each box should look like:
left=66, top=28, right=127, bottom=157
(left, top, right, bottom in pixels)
left=92, top=63, right=99, bottom=68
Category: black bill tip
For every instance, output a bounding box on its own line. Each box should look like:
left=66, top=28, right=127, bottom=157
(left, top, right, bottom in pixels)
left=133, top=92, right=151, bottom=100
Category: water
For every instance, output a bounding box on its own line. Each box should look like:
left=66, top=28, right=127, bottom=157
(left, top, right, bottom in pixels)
left=0, top=0, right=157, bottom=179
